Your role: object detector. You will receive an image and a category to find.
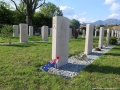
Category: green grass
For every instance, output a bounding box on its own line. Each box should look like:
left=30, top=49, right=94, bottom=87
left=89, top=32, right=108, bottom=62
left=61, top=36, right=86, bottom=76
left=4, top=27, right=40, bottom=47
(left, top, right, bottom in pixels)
left=0, top=36, right=52, bottom=43
left=0, top=35, right=120, bottom=90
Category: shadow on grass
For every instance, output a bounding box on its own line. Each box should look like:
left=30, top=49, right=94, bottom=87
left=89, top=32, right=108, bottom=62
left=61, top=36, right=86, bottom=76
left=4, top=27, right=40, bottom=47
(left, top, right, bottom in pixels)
left=104, top=53, right=120, bottom=56
left=34, top=42, right=52, bottom=44
left=0, top=43, right=36, bottom=47
left=84, top=64, right=120, bottom=75
left=112, top=44, right=120, bottom=50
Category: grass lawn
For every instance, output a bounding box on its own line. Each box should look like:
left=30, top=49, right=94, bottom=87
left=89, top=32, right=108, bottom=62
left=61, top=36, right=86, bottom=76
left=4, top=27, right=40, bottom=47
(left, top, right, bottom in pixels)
left=0, top=35, right=120, bottom=90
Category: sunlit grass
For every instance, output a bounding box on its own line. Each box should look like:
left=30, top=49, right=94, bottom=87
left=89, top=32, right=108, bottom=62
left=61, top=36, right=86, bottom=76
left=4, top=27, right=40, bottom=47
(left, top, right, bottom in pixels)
left=0, top=35, right=120, bottom=89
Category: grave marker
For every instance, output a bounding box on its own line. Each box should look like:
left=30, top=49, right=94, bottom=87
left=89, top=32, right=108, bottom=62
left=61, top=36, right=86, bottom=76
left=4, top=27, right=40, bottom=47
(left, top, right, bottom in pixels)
left=84, top=24, right=94, bottom=55
left=19, top=23, right=28, bottom=42
left=52, top=16, right=70, bottom=68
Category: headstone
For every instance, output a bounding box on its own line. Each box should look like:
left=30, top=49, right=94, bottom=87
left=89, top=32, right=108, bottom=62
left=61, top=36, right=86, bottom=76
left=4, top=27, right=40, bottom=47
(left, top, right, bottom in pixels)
left=118, top=31, right=120, bottom=40
left=29, top=26, right=33, bottom=36
left=98, top=27, right=104, bottom=48
left=52, top=16, right=70, bottom=68
left=13, top=25, right=19, bottom=36
left=84, top=24, right=94, bottom=55
left=106, top=29, right=110, bottom=46
left=95, top=30, right=97, bottom=37
left=95, top=29, right=98, bottom=37
left=69, top=28, right=72, bottom=40
left=50, top=28, right=52, bottom=35
left=19, top=23, right=28, bottom=42
left=115, top=30, right=117, bottom=37
left=117, top=31, right=119, bottom=38
left=82, top=30, right=85, bottom=38
left=41, top=26, right=48, bottom=41
left=111, top=30, right=114, bottom=37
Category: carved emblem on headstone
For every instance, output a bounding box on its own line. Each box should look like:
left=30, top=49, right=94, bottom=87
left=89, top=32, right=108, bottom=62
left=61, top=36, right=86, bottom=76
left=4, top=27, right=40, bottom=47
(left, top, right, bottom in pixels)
left=61, top=20, right=67, bottom=32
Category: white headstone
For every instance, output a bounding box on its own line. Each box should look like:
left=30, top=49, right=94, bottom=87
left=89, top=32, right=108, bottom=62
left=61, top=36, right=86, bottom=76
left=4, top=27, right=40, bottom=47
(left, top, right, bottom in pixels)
left=118, top=32, right=120, bottom=40
left=29, top=26, right=33, bottom=36
left=98, top=27, right=104, bottom=48
left=69, top=28, right=72, bottom=40
left=95, top=29, right=98, bottom=37
left=13, top=25, right=19, bottom=36
left=118, top=31, right=120, bottom=40
left=52, top=16, right=70, bottom=68
left=50, top=28, right=52, bottom=35
left=111, top=30, right=114, bottom=37
left=84, top=24, right=94, bottom=55
left=115, top=30, right=117, bottom=37
left=117, top=31, right=119, bottom=38
left=82, top=30, right=85, bottom=38
left=41, top=26, right=48, bottom=41
left=19, top=23, right=28, bottom=42
left=106, top=29, right=110, bottom=46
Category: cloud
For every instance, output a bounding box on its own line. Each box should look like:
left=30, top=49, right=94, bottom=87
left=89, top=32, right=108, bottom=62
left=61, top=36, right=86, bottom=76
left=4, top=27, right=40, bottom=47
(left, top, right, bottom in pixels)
left=110, top=3, right=120, bottom=11
left=78, top=17, right=87, bottom=23
left=60, top=6, right=95, bottom=23
left=80, top=12, right=87, bottom=15
left=60, top=6, right=75, bottom=16
left=108, top=13, right=120, bottom=18
left=104, top=0, right=116, bottom=4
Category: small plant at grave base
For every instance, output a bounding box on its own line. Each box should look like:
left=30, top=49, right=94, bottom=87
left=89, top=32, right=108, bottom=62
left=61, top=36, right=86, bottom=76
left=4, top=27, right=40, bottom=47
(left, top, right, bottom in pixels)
left=95, top=47, right=101, bottom=51
left=109, top=37, right=117, bottom=45
left=74, top=52, right=87, bottom=60
left=0, top=25, right=14, bottom=44
left=93, top=44, right=96, bottom=48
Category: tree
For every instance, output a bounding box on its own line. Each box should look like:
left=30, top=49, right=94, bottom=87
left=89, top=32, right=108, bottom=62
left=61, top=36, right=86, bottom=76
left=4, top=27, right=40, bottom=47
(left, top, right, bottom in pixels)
left=0, top=6, right=14, bottom=24
left=11, top=0, right=45, bottom=26
left=0, top=0, right=10, bottom=8
left=70, top=19, right=80, bottom=29
left=70, top=19, right=80, bottom=39
left=33, top=12, right=52, bottom=27
left=40, top=2, right=63, bottom=17
left=0, top=25, right=14, bottom=44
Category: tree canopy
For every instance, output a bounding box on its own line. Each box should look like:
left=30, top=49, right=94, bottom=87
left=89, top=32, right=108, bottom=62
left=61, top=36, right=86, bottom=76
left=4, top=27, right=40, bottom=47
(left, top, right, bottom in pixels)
left=11, top=0, right=45, bottom=26
left=40, top=2, right=63, bottom=17
left=70, top=19, right=80, bottom=29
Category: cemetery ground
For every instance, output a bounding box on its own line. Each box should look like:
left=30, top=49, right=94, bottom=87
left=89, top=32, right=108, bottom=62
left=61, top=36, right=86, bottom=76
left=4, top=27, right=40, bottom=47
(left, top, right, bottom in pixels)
left=0, top=36, right=120, bottom=90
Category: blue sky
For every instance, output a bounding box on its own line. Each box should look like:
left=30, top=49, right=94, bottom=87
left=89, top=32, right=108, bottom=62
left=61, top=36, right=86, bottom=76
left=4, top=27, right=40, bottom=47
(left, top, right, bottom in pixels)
left=47, top=0, right=120, bottom=23
left=4, top=0, right=120, bottom=23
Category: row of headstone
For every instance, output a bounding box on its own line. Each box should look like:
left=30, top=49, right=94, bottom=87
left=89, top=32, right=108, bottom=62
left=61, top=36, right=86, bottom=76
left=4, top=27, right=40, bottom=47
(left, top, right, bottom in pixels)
left=13, top=16, right=112, bottom=68
left=51, top=16, right=113, bottom=68
left=13, top=23, right=73, bottom=43
left=85, top=27, right=112, bottom=55
left=111, top=30, right=120, bottom=40
left=40, top=26, right=72, bottom=40
left=13, top=25, right=33, bottom=37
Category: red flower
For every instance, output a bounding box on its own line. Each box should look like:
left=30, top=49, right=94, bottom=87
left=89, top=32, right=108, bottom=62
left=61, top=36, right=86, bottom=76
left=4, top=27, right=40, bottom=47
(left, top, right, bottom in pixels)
left=56, top=56, right=60, bottom=59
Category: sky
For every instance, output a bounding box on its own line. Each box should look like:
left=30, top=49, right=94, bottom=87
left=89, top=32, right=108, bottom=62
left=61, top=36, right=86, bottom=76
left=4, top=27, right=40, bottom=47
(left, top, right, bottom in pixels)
left=4, top=0, right=120, bottom=23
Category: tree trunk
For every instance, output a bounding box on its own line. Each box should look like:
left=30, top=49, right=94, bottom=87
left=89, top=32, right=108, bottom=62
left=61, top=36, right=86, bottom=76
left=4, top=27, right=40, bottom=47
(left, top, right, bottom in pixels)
left=26, top=15, right=32, bottom=26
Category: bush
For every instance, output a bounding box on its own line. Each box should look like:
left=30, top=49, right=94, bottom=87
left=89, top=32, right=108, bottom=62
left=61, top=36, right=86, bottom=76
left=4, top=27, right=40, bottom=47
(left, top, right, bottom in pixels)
left=109, top=37, right=117, bottom=45
left=0, top=25, right=14, bottom=44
